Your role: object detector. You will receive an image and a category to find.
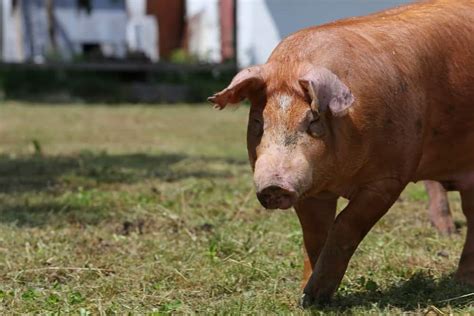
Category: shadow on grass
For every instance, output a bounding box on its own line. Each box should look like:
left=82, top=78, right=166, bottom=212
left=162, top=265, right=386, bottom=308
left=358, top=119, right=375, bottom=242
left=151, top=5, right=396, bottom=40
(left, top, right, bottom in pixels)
left=0, top=152, right=247, bottom=226
left=321, top=272, right=474, bottom=312
left=0, top=200, right=108, bottom=227
left=0, top=152, right=247, bottom=194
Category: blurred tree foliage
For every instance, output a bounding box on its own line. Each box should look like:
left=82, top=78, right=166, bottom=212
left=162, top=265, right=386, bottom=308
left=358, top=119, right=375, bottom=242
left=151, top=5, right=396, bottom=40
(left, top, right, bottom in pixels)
left=0, top=64, right=236, bottom=104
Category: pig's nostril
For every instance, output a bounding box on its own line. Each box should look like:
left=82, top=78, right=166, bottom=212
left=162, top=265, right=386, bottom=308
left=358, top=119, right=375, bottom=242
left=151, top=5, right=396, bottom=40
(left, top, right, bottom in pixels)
left=257, top=185, right=297, bottom=210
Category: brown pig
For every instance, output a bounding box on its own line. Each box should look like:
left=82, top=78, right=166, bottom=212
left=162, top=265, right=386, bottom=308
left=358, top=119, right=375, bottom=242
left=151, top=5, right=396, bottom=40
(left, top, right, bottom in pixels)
left=209, top=0, right=474, bottom=307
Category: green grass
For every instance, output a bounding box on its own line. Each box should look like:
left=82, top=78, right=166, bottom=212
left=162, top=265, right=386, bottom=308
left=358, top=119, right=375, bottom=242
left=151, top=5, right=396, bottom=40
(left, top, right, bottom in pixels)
left=0, top=101, right=473, bottom=314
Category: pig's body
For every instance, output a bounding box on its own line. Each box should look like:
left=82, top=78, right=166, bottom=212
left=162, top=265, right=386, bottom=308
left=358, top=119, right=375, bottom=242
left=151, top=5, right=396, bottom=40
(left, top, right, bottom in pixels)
left=268, top=0, right=474, bottom=198
left=210, top=0, right=474, bottom=307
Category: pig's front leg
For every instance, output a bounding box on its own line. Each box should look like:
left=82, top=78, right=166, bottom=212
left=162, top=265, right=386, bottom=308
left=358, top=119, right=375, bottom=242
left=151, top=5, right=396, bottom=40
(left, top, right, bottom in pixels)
left=295, top=197, right=338, bottom=288
left=301, top=180, right=404, bottom=307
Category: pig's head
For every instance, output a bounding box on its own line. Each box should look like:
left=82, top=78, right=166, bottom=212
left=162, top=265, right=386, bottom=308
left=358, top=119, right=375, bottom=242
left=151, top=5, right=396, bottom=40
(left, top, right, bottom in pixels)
left=208, top=64, right=355, bottom=209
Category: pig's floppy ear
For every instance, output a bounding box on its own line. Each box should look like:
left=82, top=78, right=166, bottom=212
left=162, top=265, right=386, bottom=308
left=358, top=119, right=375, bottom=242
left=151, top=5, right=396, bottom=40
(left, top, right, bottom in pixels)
left=299, top=67, right=355, bottom=117
left=208, top=66, right=264, bottom=110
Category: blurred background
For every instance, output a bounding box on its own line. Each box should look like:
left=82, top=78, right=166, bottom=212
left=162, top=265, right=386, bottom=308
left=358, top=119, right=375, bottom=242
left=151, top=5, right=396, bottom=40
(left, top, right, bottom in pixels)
left=3, top=1, right=468, bottom=315
left=0, top=0, right=412, bottom=103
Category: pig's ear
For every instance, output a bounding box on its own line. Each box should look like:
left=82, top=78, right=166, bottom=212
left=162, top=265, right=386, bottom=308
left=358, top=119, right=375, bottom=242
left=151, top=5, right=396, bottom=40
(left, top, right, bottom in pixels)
left=299, top=67, right=355, bottom=117
left=208, top=66, right=264, bottom=110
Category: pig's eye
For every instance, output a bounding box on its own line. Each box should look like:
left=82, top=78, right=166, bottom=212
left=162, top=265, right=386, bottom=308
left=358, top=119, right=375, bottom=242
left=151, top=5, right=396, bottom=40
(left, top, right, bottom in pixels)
left=307, top=117, right=325, bottom=138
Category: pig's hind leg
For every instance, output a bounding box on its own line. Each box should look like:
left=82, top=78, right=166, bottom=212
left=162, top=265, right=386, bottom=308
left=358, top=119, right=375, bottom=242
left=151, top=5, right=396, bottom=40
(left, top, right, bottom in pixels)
left=424, top=180, right=455, bottom=235
left=455, top=187, right=474, bottom=286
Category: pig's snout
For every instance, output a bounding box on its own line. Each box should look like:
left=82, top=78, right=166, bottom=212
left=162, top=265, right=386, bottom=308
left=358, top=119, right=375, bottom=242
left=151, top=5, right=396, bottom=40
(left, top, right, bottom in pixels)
left=257, top=185, right=297, bottom=210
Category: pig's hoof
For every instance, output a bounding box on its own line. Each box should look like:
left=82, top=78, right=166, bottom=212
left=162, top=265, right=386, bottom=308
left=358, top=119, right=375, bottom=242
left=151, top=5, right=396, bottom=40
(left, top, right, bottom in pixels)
left=300, top=293, right=314, bottom=309
left=455, top=270, right=474, bottom=287
left=300, top=292, right=331, bottom=309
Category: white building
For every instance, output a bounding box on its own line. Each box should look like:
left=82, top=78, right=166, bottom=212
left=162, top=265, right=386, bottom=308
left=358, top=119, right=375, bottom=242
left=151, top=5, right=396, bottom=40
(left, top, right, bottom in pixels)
left=186, top=0, right=221, bottom=63
left=1, top=0, right=414, bottom=66
left=126, top=0, right=159, bottom=62
left=0, top=0, right=158, bottom=62
left=183, top=0, right=413, bottom=67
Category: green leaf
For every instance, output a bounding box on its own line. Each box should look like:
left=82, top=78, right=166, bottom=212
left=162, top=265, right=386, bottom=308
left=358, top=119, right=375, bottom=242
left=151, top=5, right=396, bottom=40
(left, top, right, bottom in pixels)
left=21, top=288, right=38, bottom=301
left=365, top=279, right=378, bottom=292
left=46, top=293, right=61, bottom=305
left=68, top=291, right=85, bottom=305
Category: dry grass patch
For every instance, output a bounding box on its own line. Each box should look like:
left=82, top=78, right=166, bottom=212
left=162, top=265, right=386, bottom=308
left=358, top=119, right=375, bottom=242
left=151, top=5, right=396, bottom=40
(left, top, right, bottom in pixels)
left=0, top=102, right=472, bottom=314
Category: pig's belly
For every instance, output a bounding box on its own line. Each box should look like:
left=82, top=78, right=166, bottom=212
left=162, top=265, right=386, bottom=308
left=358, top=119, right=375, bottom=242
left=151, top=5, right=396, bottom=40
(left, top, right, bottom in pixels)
left=414, top=131, right=474, bottom=190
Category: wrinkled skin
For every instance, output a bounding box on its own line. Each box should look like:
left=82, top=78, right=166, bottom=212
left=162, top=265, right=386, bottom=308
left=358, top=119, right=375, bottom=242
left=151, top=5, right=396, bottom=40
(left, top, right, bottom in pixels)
left=209, top=0, right=474, bottom=307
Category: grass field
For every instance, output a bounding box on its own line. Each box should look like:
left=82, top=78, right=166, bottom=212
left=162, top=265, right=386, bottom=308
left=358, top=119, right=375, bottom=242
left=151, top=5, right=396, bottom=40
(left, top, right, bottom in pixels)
left=0, top=102, right=473, bottom=314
